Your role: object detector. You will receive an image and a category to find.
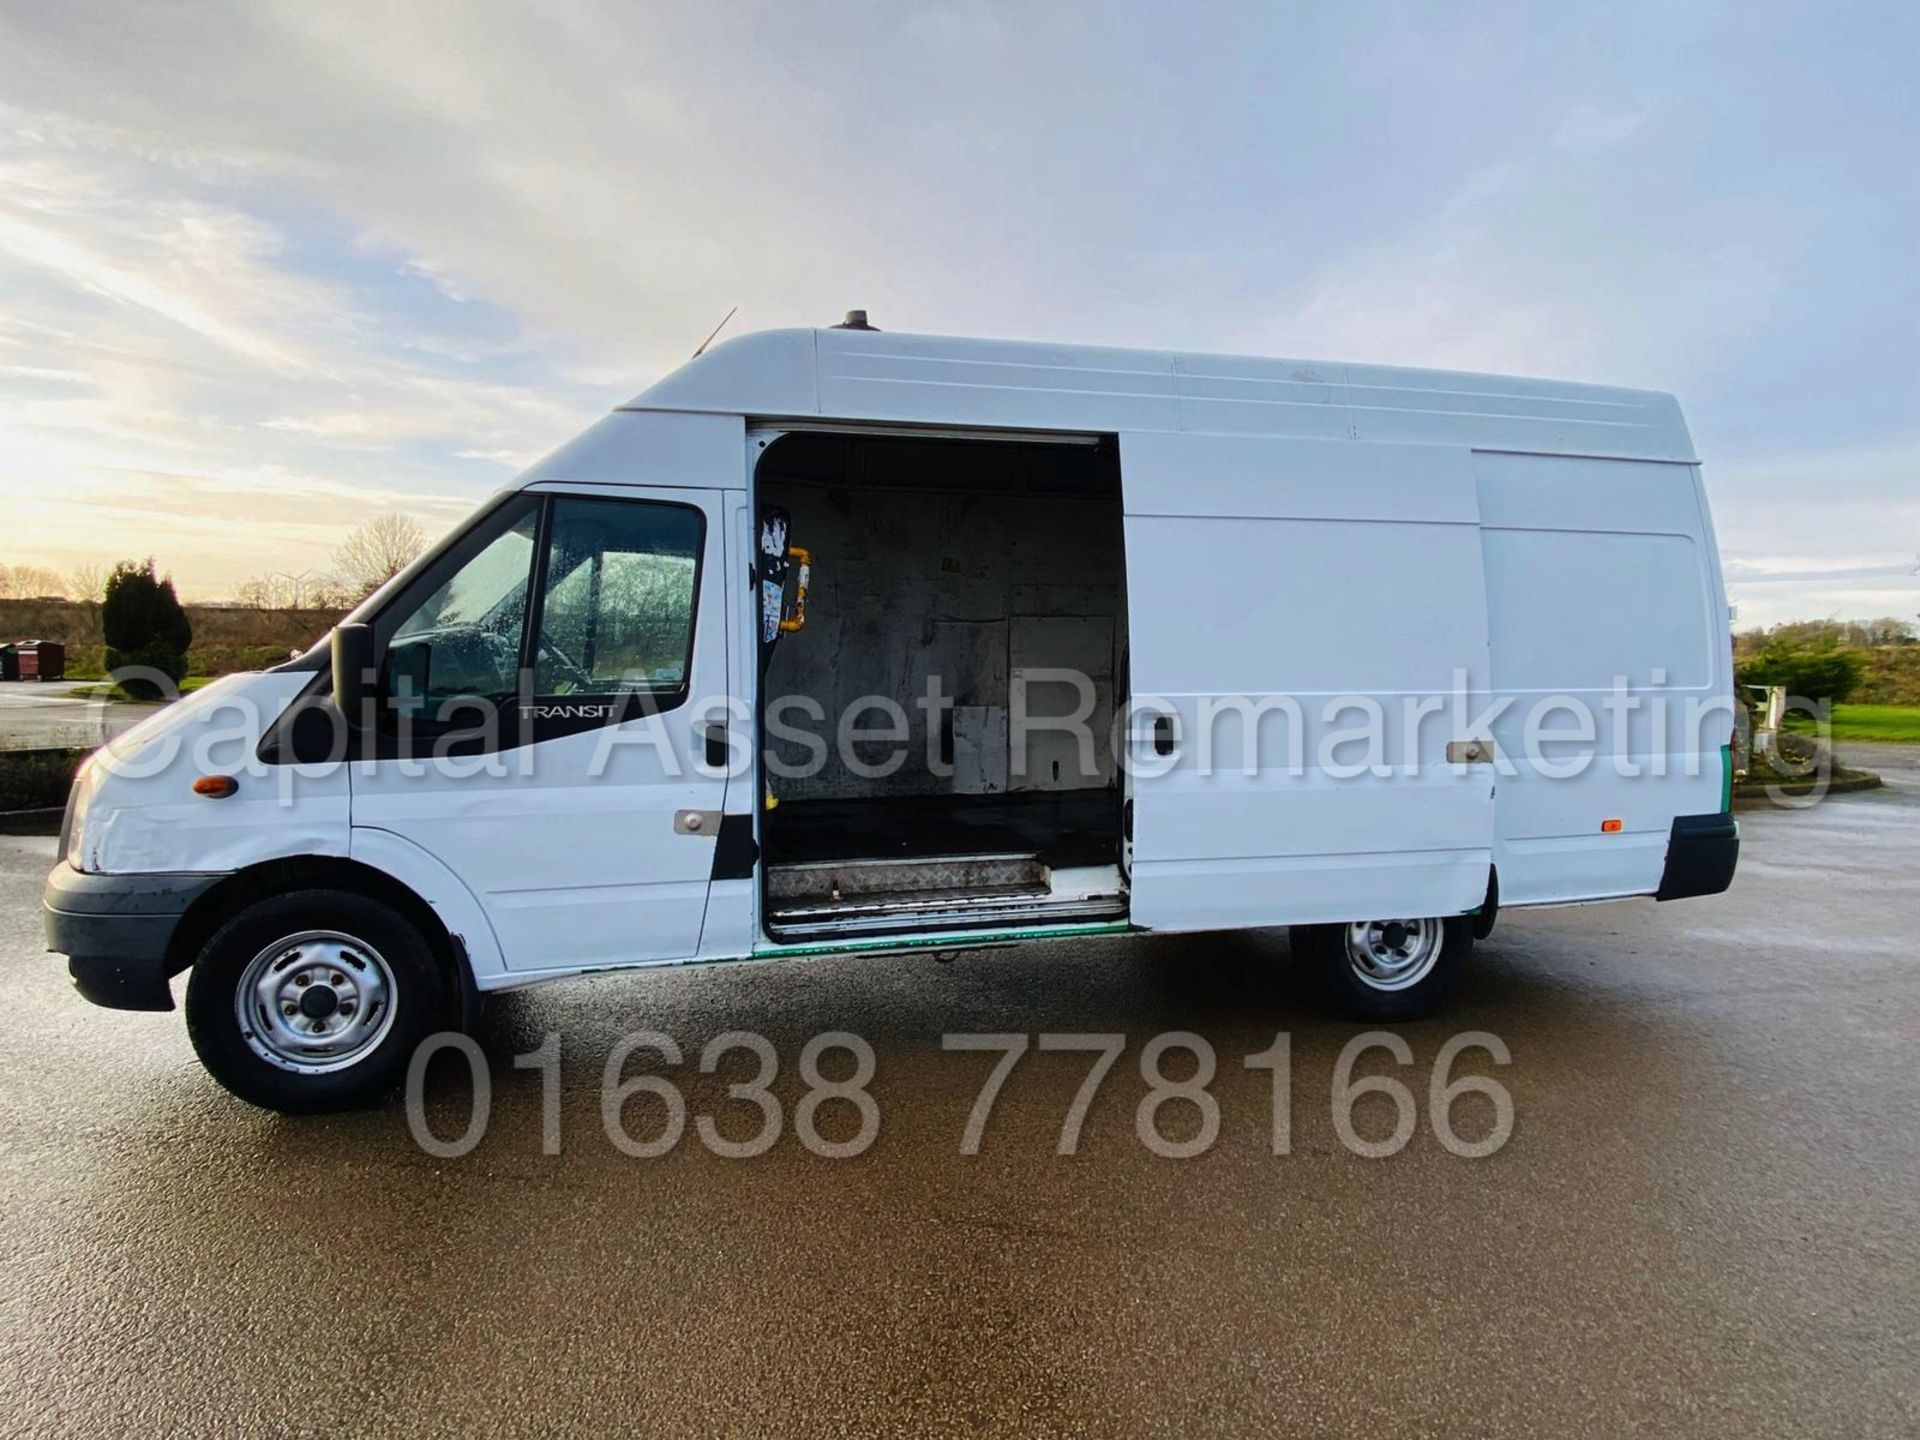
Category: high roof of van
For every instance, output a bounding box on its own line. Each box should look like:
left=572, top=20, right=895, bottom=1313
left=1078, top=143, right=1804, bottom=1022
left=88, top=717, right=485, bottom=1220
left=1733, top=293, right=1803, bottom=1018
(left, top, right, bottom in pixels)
left=623, top=327, right=1696, bottom=464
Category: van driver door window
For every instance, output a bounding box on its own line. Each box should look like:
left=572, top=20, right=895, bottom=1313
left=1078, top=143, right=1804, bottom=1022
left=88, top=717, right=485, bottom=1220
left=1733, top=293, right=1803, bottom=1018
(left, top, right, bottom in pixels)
left=532, top=498, right=704, bottom=709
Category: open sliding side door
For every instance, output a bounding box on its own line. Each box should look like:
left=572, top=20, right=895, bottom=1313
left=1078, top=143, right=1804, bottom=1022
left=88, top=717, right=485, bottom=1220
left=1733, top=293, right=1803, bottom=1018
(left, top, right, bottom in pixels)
left=1119, top=432, right=1494, bottom=931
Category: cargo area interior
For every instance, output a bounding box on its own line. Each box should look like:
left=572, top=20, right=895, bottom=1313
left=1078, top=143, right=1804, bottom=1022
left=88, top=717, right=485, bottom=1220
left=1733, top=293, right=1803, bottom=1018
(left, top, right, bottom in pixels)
left=755, top=430, right=1130, bottom=941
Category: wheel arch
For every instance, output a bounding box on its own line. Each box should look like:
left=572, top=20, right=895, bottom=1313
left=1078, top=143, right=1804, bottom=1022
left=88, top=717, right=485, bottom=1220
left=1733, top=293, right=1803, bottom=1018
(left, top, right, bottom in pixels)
left=164, top=855, right=480, bottom=1028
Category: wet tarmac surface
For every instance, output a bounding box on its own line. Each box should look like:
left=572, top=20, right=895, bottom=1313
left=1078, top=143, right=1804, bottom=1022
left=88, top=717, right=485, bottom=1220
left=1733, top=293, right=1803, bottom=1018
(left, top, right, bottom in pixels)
left=2, top=757, right=1916, bottom=1436
left=0, top=683, right=149, bottom=752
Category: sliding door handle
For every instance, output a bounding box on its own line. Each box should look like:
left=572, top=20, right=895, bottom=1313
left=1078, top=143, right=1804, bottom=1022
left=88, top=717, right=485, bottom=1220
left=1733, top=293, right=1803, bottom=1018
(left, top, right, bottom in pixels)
left=1129, top=711, right=1179, bottom=760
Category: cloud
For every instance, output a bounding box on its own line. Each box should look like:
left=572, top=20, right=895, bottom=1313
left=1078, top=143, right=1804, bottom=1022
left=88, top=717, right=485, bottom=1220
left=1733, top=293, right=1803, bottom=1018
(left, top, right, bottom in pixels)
left=0, top=79, right=624, bottom=595
left=1708, top=440, right=1920, bottom=625
left=1725, top=560, right=1916, bottom=584
left=0, top=201, right=308, bottom=373
left=1555, top=104, right=1652, bottom=154
left=0, top=0, right=1911, bottom=622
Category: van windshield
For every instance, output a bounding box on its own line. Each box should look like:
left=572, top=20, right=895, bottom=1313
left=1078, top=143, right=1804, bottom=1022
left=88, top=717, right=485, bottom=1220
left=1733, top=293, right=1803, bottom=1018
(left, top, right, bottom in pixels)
left=396, top=528, right=536, bottom=639
left=386, top=505, right=539, bottom=705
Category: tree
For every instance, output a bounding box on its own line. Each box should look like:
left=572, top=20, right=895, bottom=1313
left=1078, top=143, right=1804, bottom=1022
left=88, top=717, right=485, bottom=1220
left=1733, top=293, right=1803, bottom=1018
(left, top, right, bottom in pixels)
left=67, top=561, right=109, bottom=604
left=1851, top=616, right=1915, bottom=647
left=102, top=559, right=193, bottom=699
left=332, top=513, right=427, bottom=600
left=0, top=562, right=67, bottom=598
left=239, top=572, right=310, bottom=609
left=307, top=576, right=356, bottom=610
left=234, top=577, right=278, bottom=610
left=233, top=570, right=356, bottom=611
left=1734, top=616, right=1916, bottom=658
left=1735, top=635, right=1866, bottom=705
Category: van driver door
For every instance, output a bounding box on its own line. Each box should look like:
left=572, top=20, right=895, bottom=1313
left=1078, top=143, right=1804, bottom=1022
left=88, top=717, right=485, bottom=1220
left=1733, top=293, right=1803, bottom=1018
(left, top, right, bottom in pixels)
left=348, top=416, right=745, bottom=976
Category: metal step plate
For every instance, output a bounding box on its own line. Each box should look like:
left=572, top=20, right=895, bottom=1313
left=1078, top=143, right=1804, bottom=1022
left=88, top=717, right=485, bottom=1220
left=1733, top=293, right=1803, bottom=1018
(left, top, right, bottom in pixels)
left=765, top=860, right=1129, bottom=941
left=768, top=894, right=1126, bottom=941
left=766, top=852, right=1046, bottom=904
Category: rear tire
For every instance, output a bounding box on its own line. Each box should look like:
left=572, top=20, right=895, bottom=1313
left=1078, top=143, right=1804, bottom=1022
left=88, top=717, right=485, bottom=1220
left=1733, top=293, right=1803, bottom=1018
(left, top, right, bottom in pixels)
left=185, top=888, right=448, bottom=1113
left=1291, top=915, right=1472, bottom=1022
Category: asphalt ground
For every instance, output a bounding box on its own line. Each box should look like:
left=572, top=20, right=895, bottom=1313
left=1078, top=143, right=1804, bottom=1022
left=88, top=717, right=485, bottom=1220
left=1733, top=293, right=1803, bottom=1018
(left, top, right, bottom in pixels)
left=0, top=682, right=149, bottom=752
left=0, top=750, right=1915, bottom=1436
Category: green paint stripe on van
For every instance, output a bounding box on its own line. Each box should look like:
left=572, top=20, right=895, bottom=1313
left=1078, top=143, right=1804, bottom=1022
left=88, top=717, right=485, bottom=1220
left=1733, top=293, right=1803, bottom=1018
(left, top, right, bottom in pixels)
left=753, top=920, right=1133, bottom=961
left=1721, top=743, right=1733, bottom=812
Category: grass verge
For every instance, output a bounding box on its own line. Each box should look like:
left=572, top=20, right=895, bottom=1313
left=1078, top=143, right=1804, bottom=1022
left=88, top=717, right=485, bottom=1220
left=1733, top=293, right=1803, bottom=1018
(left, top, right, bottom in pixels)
left=1782, top=703, right=1920, bottom=744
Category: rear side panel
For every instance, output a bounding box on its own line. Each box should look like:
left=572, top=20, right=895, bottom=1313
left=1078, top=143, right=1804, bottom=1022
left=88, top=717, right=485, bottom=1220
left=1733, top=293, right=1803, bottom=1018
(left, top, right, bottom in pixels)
left=1120, top=432, right=1495, bottom=931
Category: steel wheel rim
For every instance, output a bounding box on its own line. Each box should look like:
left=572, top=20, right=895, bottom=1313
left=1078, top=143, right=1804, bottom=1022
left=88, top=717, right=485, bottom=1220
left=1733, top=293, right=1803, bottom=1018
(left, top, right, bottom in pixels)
left=1343, top=918, right=1444, bottom=992
left=234, top=930, right=398, bottom=1074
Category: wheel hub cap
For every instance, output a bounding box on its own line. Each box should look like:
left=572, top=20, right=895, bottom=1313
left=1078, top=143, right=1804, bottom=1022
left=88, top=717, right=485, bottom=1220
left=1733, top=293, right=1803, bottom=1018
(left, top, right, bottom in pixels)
left=234, top=930, right=397, bottom=1074
left=1343, top=917, right=1444, bottom=992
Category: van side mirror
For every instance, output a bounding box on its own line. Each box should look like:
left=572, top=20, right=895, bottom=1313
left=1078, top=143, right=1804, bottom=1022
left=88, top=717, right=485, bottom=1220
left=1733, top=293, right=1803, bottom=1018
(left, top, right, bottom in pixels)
left=331, top=623, right=376, bottom=728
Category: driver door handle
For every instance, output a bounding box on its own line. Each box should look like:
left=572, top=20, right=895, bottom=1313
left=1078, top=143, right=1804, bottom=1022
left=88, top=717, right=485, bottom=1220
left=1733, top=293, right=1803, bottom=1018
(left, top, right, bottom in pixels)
left=696, top=721, right=729, bottom=770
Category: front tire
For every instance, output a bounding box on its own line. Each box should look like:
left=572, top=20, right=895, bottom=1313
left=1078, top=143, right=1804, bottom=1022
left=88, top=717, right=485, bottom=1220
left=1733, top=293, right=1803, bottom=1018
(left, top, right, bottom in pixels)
left=185, top=888, right=448, bottom=1113
left=1291, top=915, right=1472, bottom=1022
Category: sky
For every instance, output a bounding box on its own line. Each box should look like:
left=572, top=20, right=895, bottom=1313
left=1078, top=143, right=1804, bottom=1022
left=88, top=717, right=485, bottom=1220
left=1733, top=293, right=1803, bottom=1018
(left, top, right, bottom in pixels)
left=0, top=0, right=1914, bottom=626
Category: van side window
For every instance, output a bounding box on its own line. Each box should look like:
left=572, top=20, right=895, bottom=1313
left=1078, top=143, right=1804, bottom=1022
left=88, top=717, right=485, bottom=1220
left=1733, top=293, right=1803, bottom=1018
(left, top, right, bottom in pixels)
left=532, top=497, right=703, bottom=706
left=385, top=504, right=540, bottom=711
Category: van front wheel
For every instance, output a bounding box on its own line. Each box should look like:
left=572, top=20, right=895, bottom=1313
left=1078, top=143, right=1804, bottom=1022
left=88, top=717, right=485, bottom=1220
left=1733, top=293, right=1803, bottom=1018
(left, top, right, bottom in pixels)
left=185, top=889, right=448, bottom=1113
left=1291, top=915, right=1471, bottom=1021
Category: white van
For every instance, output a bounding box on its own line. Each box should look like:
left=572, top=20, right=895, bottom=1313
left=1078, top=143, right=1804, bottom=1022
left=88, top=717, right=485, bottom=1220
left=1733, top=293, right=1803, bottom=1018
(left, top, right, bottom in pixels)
left=45, top=319, right=1738, bottom=1111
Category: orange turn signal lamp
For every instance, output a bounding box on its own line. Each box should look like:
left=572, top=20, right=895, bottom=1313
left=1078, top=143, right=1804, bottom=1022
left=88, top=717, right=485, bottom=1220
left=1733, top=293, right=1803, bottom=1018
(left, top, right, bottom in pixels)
left=1600, top=818, right=1623, bottom=834
left=192, top=775, right=238, bottom=799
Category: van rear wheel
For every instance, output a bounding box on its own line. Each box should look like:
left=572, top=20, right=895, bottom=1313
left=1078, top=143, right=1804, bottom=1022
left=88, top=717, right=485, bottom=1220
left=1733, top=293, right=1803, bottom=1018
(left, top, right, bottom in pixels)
left=1291, top=915, right=1471, bottom=1021
left=185, top=889, right=447, bottom=1113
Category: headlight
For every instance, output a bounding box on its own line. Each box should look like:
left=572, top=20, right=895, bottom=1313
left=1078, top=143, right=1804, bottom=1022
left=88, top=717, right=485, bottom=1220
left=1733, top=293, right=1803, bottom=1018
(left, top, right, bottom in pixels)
left=61, top=760, right=96, bottom=872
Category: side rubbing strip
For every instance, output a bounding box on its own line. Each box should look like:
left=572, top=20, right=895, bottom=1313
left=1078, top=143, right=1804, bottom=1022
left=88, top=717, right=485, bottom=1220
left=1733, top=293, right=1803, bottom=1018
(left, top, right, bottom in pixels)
left=711, top=814, right=759, bottom=881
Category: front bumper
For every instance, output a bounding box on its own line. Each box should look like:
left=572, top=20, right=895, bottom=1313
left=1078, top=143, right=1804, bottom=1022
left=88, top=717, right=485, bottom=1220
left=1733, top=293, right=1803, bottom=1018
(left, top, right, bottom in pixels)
left=43, top=864, right=228, bottom=1011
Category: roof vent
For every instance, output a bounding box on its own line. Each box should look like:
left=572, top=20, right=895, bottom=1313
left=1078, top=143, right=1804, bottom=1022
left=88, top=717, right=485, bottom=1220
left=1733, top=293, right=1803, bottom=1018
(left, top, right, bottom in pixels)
left=831, top=309, right=878, bottom=331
